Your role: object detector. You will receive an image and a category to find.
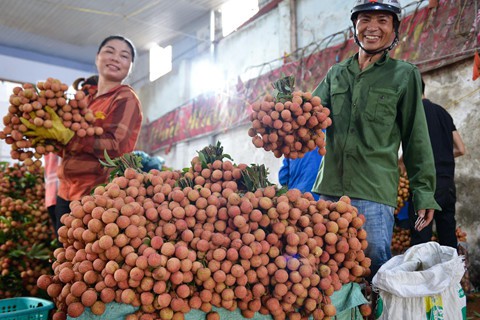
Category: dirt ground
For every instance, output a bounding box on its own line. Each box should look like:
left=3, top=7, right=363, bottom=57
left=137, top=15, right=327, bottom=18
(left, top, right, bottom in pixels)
left=467, top=292, right=480, bottom=319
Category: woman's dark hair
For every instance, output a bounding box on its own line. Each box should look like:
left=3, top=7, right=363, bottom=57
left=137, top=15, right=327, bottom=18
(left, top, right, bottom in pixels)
left=72, top=75, right=99, bottom=95
left=97, top=35, right=136, bottom=62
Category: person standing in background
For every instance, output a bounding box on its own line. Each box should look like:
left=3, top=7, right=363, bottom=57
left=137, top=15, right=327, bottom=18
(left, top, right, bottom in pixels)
left=133, top=150, right=166, bottom=172
left=43, top=152, right=61, bottom=236
left=406, top=79, right=466, bottom=248
left=72, top=75, right=99, bottom=96
left=278, top=147, right=323, bottom=200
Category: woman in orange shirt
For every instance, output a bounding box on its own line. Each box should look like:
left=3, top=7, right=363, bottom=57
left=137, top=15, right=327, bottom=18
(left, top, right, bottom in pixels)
left=54, top=35, right=143, bottom=236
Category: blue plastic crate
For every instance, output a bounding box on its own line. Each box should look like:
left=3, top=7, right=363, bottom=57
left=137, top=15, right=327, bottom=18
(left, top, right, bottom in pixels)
left=0, top=297, right=54, bottom=320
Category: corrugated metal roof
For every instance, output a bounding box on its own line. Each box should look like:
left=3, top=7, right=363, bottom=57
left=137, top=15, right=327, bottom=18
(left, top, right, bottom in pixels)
left=0, top=0, right=229, bottom=70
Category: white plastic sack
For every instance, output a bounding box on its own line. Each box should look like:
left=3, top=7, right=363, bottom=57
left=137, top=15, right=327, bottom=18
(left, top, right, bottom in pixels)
left=372, top=242, right=466, bottom=320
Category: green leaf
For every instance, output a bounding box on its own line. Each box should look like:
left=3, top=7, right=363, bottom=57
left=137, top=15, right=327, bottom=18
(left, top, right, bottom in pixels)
left=25, top=243, right=52, bottom=260
left=104, top=149, right=114, bottom=164
left=271, top=75, right=296, bottom=102
left=176, top=176, right=194, bottom=189
left=196, top=141, right=234, bottom=166
left=198, top=152, right=208, bottom=168
left=8, top=248, right=27, bottom=257
left=99, top=151, right=143, bottom=181
left=277, top=185, right=288, bottom=195
left=239, top=164, right=274, bottom=192
left=98, top=158, right=113, bottom=168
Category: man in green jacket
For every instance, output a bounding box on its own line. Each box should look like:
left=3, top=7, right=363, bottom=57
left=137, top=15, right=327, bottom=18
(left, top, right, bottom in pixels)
left=312, top=0, right=440, bottom=279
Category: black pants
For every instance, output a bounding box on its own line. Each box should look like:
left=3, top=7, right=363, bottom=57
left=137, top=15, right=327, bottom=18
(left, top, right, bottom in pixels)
left=54, top=196, right=72, bottom=238
left=408, top=183, right=457, bottom=248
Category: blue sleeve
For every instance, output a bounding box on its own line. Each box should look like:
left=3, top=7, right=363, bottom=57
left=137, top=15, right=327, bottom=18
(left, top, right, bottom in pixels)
left=278, top=158, right=290, bottom=186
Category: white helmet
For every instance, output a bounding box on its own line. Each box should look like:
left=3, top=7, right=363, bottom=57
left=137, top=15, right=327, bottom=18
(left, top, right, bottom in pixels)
left=351, top=0, right=402, bottom=22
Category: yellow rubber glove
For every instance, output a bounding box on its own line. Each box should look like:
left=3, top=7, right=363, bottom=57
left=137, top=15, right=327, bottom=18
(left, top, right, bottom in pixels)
left=20, top=106, right=74, bottom=145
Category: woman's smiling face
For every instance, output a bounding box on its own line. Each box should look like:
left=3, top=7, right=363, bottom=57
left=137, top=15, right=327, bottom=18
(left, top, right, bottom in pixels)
left=96, top=39, right=133, bottom=83
left=355, top=11, right=395, bottom=53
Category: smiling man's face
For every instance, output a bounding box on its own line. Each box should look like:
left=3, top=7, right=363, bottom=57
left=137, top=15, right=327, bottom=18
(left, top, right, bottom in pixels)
left=355, top=11, right=395, bottom=53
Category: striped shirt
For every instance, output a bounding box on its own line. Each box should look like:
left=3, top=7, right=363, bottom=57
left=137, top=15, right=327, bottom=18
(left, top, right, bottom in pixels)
left=57, top=85, right=143, bottom=201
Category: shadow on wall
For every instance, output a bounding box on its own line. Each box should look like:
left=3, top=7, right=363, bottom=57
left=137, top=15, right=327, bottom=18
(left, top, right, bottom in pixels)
left=452, top=89, right=480, bottom=290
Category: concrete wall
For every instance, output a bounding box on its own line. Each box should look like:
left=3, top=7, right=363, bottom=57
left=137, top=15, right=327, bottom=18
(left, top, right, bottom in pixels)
left=295, top=0, right=353, bottom=52
left=137, top=1, right=361, bottom=123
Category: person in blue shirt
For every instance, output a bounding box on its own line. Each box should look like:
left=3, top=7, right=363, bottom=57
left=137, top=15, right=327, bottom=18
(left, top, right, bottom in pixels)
left=278, top=147, right=323, bottom=200
left=133, top=150, right=165, bottom=172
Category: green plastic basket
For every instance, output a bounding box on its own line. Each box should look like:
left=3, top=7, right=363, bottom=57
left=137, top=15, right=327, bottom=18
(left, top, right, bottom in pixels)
left=0, top=297, right=54, bottom=320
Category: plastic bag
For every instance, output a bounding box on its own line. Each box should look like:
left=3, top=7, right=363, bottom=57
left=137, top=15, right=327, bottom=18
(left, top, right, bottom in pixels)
left=372, top=241, right=466, bottom=320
